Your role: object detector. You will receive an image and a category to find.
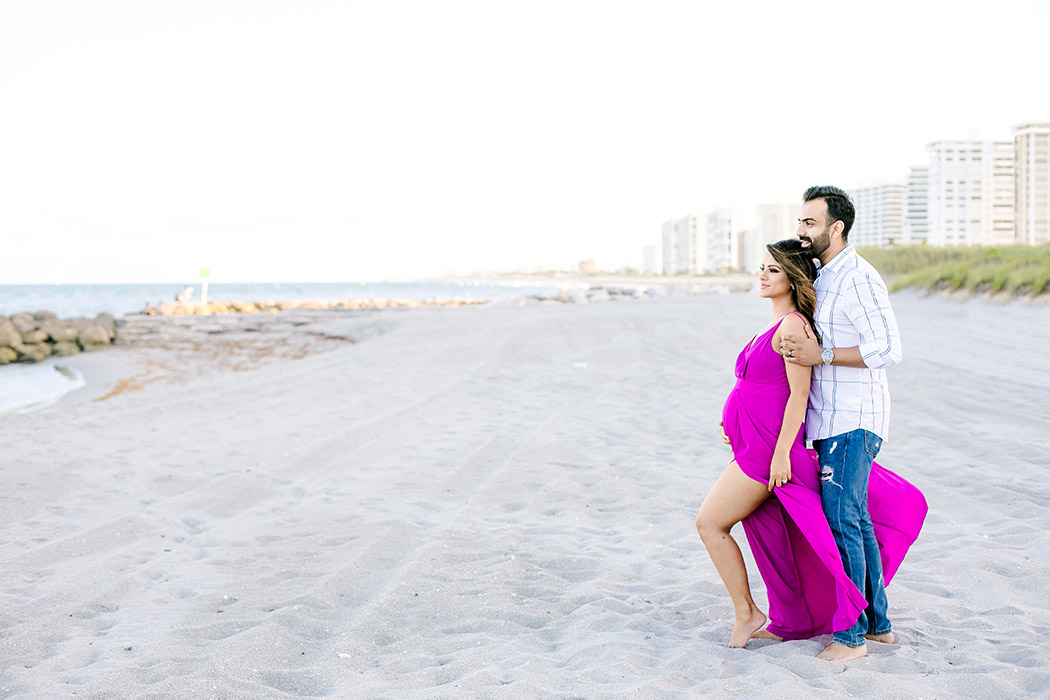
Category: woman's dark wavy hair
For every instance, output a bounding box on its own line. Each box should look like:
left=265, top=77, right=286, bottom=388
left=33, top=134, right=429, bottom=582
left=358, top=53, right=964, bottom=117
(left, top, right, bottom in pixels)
left=767, top=238, right=820, bottom=343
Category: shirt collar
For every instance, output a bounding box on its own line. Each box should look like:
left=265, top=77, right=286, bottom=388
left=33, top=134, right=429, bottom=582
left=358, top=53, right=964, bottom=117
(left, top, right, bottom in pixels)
left=817, top=244, right=855, bottom=275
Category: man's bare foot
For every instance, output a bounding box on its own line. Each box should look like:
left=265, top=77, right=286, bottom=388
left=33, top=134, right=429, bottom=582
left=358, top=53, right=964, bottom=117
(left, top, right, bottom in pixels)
left=750, top=628, right=783, bottom=641
left=816, top=642, right=867, bottom=661
left=864, top=632, right=895, bottom=644
left=727, top=611, right=768, bottom=648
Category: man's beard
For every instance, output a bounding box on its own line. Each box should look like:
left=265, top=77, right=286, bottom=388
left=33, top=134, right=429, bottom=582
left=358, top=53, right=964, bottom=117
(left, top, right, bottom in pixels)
left=803, top=226, right=832, bottom=257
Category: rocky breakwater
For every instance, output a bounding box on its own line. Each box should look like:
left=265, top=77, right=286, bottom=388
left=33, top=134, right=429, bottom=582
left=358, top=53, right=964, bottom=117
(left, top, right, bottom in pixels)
left=0, top=311, right=117, bottom=365
left=522, top=279, right=754, bottom=304
left=141, top=298, right=488, bottom=315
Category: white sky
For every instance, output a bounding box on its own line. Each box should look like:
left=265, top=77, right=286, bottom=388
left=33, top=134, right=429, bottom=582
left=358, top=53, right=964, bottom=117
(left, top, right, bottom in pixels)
left=2, top=0, right=1048, bottom=283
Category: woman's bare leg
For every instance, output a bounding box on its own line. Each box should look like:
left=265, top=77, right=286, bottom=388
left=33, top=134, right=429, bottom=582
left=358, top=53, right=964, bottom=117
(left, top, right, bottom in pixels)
left=696, top=462, right=774, bottom=648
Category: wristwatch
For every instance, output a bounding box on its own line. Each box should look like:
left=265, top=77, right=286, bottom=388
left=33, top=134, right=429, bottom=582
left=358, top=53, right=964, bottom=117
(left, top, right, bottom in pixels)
left=821, top=348, right=835, bottom=365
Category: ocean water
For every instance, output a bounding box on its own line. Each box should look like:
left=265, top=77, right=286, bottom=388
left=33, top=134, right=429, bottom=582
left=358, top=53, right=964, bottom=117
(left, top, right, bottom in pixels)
left=0, top=280, right=568, bottom=319
left=0, top=364, right=87, bottom=415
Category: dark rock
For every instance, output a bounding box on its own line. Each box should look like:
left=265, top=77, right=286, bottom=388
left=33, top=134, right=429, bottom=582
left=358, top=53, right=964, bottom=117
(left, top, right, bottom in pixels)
left=52, top=340, right=81, bottom=357
left=95, top=313, right=116, bottom=338
left=78, top=325, right=111, bottom=350
left=0, top=318, right=21, bottom=348
left=22, top=329, right=49, bottom=344
left=42, top=320, right=79, bottom=343
left=10, top=313, right=37, bottom=334
left=18, top=343, right=51, bottom=363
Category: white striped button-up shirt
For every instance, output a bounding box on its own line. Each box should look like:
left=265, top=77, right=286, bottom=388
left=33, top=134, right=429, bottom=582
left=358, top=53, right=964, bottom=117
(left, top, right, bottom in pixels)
left=807, top=245, right=902, bottom=441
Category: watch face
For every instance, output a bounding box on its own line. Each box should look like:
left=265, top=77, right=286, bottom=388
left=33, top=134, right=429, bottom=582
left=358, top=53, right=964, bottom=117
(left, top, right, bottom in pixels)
left=822, top=349, right=834, bottom=364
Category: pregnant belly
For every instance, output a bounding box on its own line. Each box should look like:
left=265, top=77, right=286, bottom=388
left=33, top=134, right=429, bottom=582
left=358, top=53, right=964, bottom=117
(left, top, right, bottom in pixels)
left=722, top=381, right=791, bottom=478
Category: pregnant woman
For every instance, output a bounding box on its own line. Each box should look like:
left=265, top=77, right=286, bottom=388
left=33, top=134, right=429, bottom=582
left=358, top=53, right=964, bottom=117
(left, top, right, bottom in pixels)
left=695, top=239, right=926, bottom=649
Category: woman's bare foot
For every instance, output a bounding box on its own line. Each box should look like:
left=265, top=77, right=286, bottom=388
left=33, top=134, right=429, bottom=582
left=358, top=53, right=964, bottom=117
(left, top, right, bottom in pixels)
left=864, top=632, right=895, bottom=644
left=750, top=628, right=783, bottom=641
left=816, top=641, right=867, bottom=661
left=728, top=611, right=768, bottom=648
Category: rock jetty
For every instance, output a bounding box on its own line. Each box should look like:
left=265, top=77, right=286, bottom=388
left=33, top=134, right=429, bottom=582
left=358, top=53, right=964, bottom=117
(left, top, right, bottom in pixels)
left=0, top=311, right=117, bottom=365
left=522, top=279, right=753, bottom=303
left=140, top=298, right=487, bottom=315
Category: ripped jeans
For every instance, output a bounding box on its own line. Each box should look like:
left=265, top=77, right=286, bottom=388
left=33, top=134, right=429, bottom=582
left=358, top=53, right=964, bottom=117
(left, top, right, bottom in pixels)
left=815, top=429, right=892, bottom=648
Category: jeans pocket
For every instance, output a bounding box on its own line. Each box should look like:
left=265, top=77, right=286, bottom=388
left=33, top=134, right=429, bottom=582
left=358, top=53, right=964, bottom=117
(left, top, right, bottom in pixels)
left=863, top=431, right=883, bottom=459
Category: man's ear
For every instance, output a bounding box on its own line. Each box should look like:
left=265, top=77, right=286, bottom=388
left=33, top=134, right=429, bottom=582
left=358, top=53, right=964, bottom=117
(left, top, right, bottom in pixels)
left=830, top=219, right=845, bottom=239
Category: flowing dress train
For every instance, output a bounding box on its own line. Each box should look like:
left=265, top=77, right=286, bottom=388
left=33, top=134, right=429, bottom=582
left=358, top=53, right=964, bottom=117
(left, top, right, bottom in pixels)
left=720, top=315, right=928, bottom=640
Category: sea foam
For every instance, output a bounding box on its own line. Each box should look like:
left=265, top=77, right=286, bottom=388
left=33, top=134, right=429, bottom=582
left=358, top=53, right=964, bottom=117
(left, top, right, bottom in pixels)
left=0, top=363, right=87, bottom=414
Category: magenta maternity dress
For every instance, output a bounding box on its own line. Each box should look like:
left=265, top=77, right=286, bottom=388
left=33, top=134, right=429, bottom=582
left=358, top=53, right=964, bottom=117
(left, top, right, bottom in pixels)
left=721, top=315, right=928, bottom=640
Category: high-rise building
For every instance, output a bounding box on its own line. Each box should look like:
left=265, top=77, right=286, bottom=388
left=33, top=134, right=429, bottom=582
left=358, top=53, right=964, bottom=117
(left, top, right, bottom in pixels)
left=661, top=220, right=674, bottom=275
left=674, top=215, right=701, bottom=274
left=1014, top=122, right=1050, bottom=245
left=751, top=203, right=797, bottom=271
left=903, top=166, right=929, bottom=245
left=705, top=208, right=732, bottom=272
left=926, top=139, right=1016, bottom=246
left=662, top=215, right=700, bottom=274
left=851, top=183, right=906, bottom=247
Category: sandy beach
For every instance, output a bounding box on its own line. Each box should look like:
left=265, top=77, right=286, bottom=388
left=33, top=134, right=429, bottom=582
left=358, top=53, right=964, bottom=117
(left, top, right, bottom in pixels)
left=2, top=292, right=1049, bottom=699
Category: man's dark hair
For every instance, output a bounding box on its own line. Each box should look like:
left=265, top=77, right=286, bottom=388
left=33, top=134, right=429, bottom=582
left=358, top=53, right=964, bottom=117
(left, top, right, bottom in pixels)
left=803, top=185, right=855, bottom=240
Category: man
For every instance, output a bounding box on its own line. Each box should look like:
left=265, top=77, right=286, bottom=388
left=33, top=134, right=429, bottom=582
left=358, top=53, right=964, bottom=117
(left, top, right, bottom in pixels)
left=780, top=185, right=902, bottom=662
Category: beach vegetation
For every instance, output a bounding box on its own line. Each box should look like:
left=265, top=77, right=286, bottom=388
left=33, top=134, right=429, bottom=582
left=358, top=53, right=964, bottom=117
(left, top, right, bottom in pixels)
left=858, top=244, right=1050, bottom=296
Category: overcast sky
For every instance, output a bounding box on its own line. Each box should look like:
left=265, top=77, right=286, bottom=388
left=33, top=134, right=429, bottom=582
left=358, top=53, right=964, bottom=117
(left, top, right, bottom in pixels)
left=2, top=0, right=1048, bottom=283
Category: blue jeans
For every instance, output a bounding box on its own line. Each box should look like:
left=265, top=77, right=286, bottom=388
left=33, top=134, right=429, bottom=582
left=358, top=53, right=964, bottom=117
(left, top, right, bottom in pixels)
left=815, top=429, right=892, bottom=648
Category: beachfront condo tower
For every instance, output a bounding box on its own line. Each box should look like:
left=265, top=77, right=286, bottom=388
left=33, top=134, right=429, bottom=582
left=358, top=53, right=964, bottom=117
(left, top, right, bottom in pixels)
left=705, top=208, right=733, bottom=273
left=1014, top=122, right=1050, bottom=245
left=903, top=166, right=930, bottom=245
left=851, top=183, right=907, bottom=248
left=926, top=139, right=1016, bottom=247
left=661, top=215, right=701, bottom=275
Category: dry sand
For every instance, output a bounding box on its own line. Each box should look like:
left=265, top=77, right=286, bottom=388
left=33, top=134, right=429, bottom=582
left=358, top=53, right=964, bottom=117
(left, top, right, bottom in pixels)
left=1, top=293, right=1049, bottom=699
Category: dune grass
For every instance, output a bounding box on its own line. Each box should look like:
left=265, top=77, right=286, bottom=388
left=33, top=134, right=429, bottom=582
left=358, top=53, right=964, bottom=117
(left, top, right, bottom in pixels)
left=858, top=244, right=1050, bottom=296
